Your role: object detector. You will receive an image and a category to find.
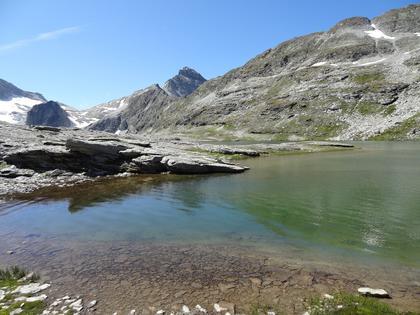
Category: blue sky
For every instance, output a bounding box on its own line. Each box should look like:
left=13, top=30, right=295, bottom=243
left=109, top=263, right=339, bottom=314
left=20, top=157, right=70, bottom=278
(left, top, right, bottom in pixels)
left=0, top=0, right=417, bottom=109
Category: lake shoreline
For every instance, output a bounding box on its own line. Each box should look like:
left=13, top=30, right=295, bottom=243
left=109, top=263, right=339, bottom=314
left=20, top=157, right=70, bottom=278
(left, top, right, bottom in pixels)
left=1, top=235, right=419, bottom=314
left=0, top=123, right=354, bottom=198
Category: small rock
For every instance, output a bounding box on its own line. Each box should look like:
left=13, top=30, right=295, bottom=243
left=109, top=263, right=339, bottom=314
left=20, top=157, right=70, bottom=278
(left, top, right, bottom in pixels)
left=129, top=310, right=136, bottom=315
left=69, top=299, right=83, bottom=312
left=182, top=305, right=190, bottom=313
left=267, top=312, right=276, bottom=315
left=15, top=294, right=48, bottom=302
left=88, top=300, right=97, bottom=308
left=357, top=287, right=390, bottom=298
left=6, top=251, right=14, bottom=255
left=195, top=305, right=207, bottom=313
left=13, top=283, right=50, bottom=294
left=214, top=302, right=235, bottom=314
left=0, top=290, right=5, bottom=301
left=337, top=305, right=343, bottom=309
left=156, top=310, right=165, bottom=315
left=324, top=294, right=334, bottom=299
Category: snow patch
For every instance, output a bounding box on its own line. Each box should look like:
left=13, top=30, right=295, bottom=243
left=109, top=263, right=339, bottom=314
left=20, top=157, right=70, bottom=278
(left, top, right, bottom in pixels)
left=312, top=61, right=327, bottom=67
left=0, top=96, right=43, bottom=124
left=365, top=24, right=395, bottom=40
left=415, top=33, right=420, bottom=37
left=356, top=58, right=387, bottom=66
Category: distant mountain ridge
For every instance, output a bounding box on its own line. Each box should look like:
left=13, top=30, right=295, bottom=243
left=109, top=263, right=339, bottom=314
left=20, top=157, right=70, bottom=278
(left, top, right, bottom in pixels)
left=87, top=67, right=207, bottom=133
left=1, top=4, right=419, bottom=140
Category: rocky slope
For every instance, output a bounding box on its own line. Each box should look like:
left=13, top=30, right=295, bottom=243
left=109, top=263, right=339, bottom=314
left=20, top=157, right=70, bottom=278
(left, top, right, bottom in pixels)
left=107, top=4, right=419, bottom=141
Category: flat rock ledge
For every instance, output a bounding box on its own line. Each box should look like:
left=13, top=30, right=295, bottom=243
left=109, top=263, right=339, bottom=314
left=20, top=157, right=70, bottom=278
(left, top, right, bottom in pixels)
left=0, top=123, right=353, bottom=196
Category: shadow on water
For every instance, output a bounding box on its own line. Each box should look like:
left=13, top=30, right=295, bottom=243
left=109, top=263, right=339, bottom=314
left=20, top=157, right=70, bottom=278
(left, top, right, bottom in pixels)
left=1, top=173, right=232, bottom=214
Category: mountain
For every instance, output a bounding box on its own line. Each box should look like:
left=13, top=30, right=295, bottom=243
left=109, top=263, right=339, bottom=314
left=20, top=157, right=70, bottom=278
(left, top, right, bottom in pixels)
left=88, top=84, right=174, bottom=133
left=26, top=101, right=73, bottom=127
left=99, top=4, right=419, bottom=141
left=88, top=67, right=206, bottom=133
left=0, top=79, right=97, bottom=128
left=163, top=67, right=207, bottom=97
left=0, top=79, right=46, bottom=124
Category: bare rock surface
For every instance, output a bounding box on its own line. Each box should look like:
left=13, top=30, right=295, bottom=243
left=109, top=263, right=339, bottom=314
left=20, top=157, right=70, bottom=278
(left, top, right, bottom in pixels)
left=0, top=122, right=354, bottom=196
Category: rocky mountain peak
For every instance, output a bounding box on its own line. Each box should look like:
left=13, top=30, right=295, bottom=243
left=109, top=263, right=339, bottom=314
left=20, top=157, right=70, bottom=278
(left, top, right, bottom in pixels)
left=26, top=101, right=73, bottom=128
left=329, top=17, right=372, bottom=33
left=163, top=67, right=206, bottom=97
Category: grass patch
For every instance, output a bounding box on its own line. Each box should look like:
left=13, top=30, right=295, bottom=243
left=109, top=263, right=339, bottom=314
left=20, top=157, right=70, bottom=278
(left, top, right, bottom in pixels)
left=0, top=301, right=45, bottom=315
left=352, top=73, right=385, bottom=85
left=0, top=161, right=8, bottom=169
left=370, top=114, right=419, bottom=140
left=357, top=102, right=382, bottom=115
left=0, top=266, right=39, bottom=288
left=306, top=293, right=419, bottom=315
left=383, top=105, right=397, bottom=116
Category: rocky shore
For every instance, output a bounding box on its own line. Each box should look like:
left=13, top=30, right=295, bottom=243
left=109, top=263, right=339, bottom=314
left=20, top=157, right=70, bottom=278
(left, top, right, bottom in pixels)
left=1, top=237, right=419, bottom=315
left=0, top=123, right=354, bottom=196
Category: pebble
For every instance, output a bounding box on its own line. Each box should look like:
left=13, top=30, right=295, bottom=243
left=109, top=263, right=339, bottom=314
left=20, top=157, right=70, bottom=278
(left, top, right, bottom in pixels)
left=182, top=305, right=190, bottom=313
left=324, top=294, right=334, bottom=299
left=267, top=312, right=276, bottom=315
left=156, top=310, right=165, bottom=315
left=129, top=310, right=136, bottom=315
left=69, top=299, right=83, bottom=312
left=6, top=251, right=14, bottom=255
left=195, top=305, right=207, bottom=313
left=88, top=300, right=97, bottom=308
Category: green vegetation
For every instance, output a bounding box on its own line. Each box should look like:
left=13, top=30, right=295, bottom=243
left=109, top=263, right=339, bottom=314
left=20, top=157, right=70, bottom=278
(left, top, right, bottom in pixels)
left=352, top=73, right=385, bottom=85
left=0, top=161, right=8, bottom=169
left=306, top=293, right=419, bottom=315
left=0, top=267, right=44, bottom=315
left=370, top=114, right=419, bottom=140
left=383, top=105, right=397, bottom=116
left=0, top=301, right=46, bottom=315
left=357, top=102, right=383, bottom=115
left=0, top=266, right=27, bottom=288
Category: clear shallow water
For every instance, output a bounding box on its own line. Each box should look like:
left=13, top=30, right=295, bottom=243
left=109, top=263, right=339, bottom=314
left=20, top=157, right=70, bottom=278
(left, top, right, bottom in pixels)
left=1, top=142, right=420, bottom=267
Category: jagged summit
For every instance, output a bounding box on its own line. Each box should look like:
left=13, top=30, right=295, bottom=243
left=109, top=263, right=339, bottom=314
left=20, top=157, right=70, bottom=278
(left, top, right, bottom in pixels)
left=163, top=67, right=206, bottom=97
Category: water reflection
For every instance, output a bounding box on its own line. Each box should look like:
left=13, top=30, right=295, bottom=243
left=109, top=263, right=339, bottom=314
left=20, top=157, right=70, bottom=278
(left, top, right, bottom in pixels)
left=1, top=142, right=419, bottom=267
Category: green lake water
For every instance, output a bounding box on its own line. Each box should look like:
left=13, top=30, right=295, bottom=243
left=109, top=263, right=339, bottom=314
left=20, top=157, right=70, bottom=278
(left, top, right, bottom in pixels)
left=1, top=142, right=419, bottom=267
